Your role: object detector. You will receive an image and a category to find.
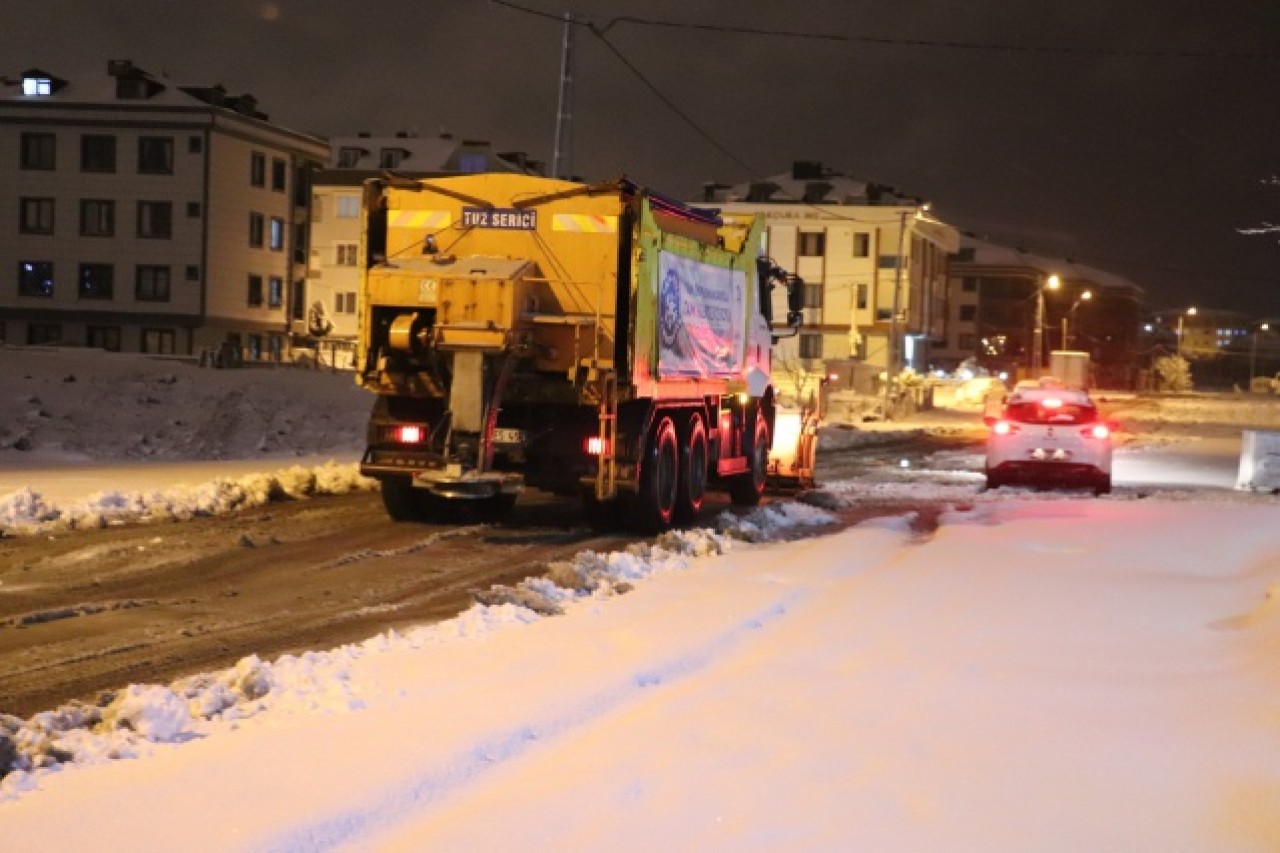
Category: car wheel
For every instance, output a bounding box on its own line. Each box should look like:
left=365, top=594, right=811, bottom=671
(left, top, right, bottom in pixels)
left=1094, top=473, right=1112, bottom=496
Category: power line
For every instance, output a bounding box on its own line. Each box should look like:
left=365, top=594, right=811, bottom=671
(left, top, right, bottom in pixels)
left=491, top=1, right=1280, bottom=62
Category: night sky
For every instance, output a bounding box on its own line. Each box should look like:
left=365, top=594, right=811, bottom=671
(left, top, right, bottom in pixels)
left=5, top=0, right=1279, bottom=316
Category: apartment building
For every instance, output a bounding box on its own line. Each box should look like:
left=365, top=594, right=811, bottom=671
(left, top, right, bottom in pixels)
left=307, top=133, right=539, bottom=361
left=702, top=162, right=959, bottom=397
left=0, top=60, right=328, bottom=358
left=940, top=236, right=1145, bottom=386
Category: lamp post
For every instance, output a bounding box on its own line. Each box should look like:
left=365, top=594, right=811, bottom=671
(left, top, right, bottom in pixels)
left=883, top=203, right=926, bottom=417
left=1061, top=290, right=1092, bottom=349
left=1030, top=274, right=1060, bottom=374
left=1250, top=322, right=1270, bottom=382
left=1175, top=306, right=1197, bottom=358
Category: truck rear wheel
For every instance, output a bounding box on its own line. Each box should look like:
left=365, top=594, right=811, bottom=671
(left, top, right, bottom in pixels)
left=675, top=413, right=708, bottom=524
left=379, top=477, right=435, bottom=522
left=729, top=414, right=768, bottom=506
left=636, top=415, right=679, bottom=533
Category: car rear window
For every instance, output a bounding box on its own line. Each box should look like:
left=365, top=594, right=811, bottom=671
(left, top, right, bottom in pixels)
left=1004, top=399, right=1098, bottom=425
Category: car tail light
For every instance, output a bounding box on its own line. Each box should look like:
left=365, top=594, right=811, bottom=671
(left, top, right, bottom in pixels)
left=584, top=436, right=609, bottom=456
left=992, top=420, right=1018, bottom=436
left=395, top=425, right=425, bottom=444
left=1083, top=424, right=1110, bottom=440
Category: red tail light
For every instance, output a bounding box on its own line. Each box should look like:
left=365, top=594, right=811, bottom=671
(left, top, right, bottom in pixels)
left=396, top=425, right=425, bottom=444
left=585, top=436, right=609, bottom=456
left=1084, top=424, right=1110, bottom=440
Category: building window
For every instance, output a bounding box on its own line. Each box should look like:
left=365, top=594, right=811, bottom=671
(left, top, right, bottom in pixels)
left=337, top=147, right=363, bottom=168
left=141, top=328, right=176, bottom=354
left=271, top=158, right=287, bottom=192
left=138, top=136, right=174, bottom=174
left=187, top=201, right=201, bottom=218
left=250, top=151, right=266, bottom=187
left=958, top=333, right=978, bottom=351
left=803, top=283, right=823, bottom=309
left=268, top=276, right=283, bottom=307
left=137, top=201, right=173, bottom=238
left=269, top=217, right=285, bottom=251
left=18, top=261, right=54, bottom=297
left=79, top=263, right=114, bottom=300
left=878, top=255, right=901, bottom=270
left=81, top=134, right=117, bottom=173
left=22, top=75, right=53, bottom=96
left=856, top=283, right=868, bottom=311
left=459, top=152, right=487, bottom=173
left=294, top=223, right=307, bottom=262
left=799, top=333, right=823, bottom=360
left=852, top=233, right=870, bottom=258
left=21, top=132, right=56, bottom=170
left=336, top=292, right=358, bottom=313
left=336, top=243, right=358, bottom=266
left=959, top=304, right=978, bottom=322
left=20, top=198, right=55, bottom=234
left=267, top=335, right=283, bottom=361
left=249, top=212, right=265, bottom=247
left=188, top=135, right=203, bottom=154
left=337, top=196, right=360, bottom=218
left=80, top=200, right=115, bottom=237
left=292, top=279, right=306, bottom=320
left=186, top=265, right=200, bottom=281
left=136, top=265, right=171, bottom=301
left=379, top=148, right=406, bottom=169
left=798, top=231, right=826, bottom=257
left=87, top=326, right=122, bottom=352
left=962, top=276, right=978, bottom=292
left=248, top=274, right=264, bottom=306
left=28, top=323, right=62, bottom=345
left=247, top=334, right=263, bottom=360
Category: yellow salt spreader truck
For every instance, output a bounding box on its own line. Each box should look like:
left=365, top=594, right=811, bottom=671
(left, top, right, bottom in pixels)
left=355, top=172, right=819, bottom=532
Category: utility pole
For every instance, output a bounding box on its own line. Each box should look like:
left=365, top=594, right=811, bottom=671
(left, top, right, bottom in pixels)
left=551, top=12, right=576, bottom=180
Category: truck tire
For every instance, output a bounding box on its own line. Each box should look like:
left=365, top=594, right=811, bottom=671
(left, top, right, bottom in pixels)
left=729, top=414, right=768, bottom=506
left=675, top=413, right=708, bottom=524
left=380, top=477, right=429, bottom=522
left=636, top=415, right=679, bottom=533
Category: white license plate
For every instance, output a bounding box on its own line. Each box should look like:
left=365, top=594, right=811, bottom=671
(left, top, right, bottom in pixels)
left=492, top=428, right=525, bottom=445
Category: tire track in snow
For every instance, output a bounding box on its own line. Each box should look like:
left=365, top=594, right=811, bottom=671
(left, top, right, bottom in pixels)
left=254, top=591, right=805, bottom=853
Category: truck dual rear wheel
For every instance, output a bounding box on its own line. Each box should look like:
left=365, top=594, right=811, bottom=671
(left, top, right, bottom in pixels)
left=675, top=414, right=708, bottom=524
left=636, top=415, right=680, bottom=533
left=729, top=415, right=769, bottom=506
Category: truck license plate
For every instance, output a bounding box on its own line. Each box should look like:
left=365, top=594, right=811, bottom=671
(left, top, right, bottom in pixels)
left=492, top=428, right=525, bottom=445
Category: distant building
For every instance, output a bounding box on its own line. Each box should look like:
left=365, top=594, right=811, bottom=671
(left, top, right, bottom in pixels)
left=0, top=60, right=328, bottom=358
left=307, top=133, right=540, bottom=358
left=701, top=162, right=959, bottom=399
left=941, top=236, right=1145, bottom=386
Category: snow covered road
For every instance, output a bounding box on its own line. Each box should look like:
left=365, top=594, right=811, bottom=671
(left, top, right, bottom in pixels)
left=4, top=498, right=1279, bottom=851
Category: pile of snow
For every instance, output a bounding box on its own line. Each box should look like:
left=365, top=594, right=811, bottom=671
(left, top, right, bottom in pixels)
left=0, top=461, right=374, bottom=535
left=0, top=346, right=368, bottom=461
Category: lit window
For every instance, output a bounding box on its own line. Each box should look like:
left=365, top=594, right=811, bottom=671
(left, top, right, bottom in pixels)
left=336, top=243, right=358, bottom=266
left=22, top=76, right=52, bottom=96
left=798, top=232, right=826, bottom=257
left=269, top=217, right=285, bottom=251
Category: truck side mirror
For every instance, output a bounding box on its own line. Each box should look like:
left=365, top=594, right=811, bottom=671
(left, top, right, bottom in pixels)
left=787, top=274, right=805, bottom=315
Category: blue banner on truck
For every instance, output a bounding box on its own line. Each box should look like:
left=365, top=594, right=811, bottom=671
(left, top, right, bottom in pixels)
left=461, top=207, right=537, bottom=230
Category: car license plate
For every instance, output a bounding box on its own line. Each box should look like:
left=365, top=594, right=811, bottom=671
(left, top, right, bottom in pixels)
left=492, top=428, right=525, bottom=445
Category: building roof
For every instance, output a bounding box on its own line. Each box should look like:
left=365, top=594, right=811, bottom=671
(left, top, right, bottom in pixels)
left=955, top=234, right=1145, bottom=298
left=325, top=133, right=541, bottom=175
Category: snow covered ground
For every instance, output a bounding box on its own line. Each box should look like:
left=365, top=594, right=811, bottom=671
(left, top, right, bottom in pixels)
left=3, top=346, right=1280, bottom=849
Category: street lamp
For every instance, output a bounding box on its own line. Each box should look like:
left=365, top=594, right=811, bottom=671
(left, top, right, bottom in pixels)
left=1031, top=274, right=1060, bottom=374
left=1175, top=306, right=1197, bottom=358
left=1250, top=322, right=1271, bottom=382
left=883, top=203, right=927, bottom=417
left=1062, top=290, right=1092, bottom=349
